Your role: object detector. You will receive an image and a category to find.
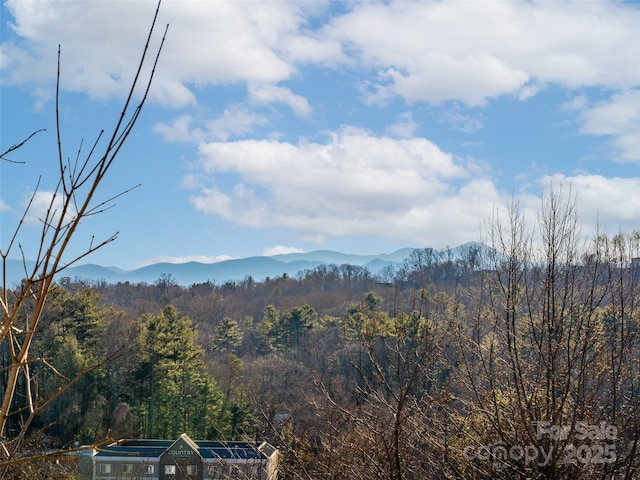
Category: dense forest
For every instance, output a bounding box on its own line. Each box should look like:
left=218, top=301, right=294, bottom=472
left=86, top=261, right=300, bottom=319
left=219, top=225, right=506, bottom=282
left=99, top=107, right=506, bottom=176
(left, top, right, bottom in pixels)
left=3, top=196, right=640, bottom=479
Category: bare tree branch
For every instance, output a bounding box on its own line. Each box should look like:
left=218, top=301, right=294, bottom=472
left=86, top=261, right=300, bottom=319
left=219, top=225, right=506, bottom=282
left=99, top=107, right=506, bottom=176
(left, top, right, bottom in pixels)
left=0, top=0, right=167, bottom=469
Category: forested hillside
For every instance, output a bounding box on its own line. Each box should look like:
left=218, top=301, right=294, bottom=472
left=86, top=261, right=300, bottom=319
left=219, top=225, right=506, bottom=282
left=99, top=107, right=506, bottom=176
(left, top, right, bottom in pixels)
left=3, top=197, right=640, bottom=479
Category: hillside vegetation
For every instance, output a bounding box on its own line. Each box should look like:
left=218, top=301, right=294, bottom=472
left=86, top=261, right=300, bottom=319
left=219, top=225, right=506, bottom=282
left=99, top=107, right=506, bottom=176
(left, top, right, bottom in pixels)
left=3, top=201, right=640, bottom=479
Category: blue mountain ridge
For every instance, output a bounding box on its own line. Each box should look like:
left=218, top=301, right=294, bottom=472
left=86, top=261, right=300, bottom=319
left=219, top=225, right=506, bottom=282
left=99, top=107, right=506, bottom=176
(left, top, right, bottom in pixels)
left=3, top=244, right=484, bottom=287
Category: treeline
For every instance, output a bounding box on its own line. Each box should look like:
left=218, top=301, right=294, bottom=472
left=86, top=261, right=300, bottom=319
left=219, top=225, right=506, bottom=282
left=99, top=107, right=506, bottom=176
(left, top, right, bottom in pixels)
left=4, top=197, right=640, bottom=479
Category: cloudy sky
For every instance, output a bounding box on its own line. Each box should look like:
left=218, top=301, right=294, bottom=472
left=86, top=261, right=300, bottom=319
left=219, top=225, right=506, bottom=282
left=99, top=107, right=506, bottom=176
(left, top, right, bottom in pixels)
left=1, top=0, right=640, bottom=270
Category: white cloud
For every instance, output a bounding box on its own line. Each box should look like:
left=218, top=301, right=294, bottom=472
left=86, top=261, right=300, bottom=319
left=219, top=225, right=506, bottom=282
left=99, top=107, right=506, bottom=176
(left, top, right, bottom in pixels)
left=248, top=84, right=313, bottom=117
left=155, top=107, right=270, bottom=143
left=439, top=106, right=484, bottom=133
left=0, top=199, right=9, bottom=212
left=205, top=105, right=269, bottom=141
left=323, top=0, right=640, bottom=105
left=577, top=90, right=640, bottom=162
left=262, top=245, right=307, bottom=256
left=23, top=190, right=75, bottom=227
left=2, top=0, right=305, bottom=105
left=188, top=127, right=499, bottom=248
left=149, top=80, right=197, bottom=108
left=560, top=94, right=589, bottom=112
left=380, top=54, right=529, bottom=107
left=280, top=31, right=345, bottom=65
left=5, top=0, right=640, bottom=109
left=541, top=174, right=640, bottom=233
left=474, top=176, right=640, bottom=256
left=5, top=0, right=640, bottom=268
left=490, top=175, right=640, bottom=257
left=385, top=112, right=418, bottom=139
left=154, top=115, right=202, bottom=143
left=30, top=87, right=53, bottom=112
left=518, top=83, right=544, bottom=101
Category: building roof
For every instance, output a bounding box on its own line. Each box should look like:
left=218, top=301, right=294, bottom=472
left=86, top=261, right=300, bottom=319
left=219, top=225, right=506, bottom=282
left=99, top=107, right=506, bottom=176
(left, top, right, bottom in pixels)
left=94, top=434, right=274, bottom=461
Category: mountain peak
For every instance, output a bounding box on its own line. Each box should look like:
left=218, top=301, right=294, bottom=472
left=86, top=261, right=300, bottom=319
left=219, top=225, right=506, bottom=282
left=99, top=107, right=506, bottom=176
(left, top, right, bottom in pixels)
left=2, top=245, right=479, bottom=287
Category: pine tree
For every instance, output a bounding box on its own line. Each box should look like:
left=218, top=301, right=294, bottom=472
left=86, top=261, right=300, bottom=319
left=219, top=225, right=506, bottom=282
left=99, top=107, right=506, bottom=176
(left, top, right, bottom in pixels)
left=134, top=305, right=224, bottom=439
left=212, top=317, right=243, bottom=354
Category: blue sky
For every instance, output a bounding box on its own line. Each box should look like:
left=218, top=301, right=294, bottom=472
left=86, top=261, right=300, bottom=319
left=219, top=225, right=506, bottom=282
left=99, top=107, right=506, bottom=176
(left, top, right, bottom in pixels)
left=1, top=0, right=640, bottom=271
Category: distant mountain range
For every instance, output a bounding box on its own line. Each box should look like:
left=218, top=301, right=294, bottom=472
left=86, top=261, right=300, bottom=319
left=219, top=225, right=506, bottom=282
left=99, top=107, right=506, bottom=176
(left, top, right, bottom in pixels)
left=3, top=244, right=486, bottom=287
left=3, top=248, right=419, bottom=287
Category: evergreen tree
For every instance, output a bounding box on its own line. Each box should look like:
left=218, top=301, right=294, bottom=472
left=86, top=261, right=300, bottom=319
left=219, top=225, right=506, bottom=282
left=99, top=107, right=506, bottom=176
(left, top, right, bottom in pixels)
left=30, top=286, right=110, bottom=444
left=279, top=305, right=316, bottom=348
left=256, top=304, right=280, bottom=354
left=258, top=304, right=316, bottom=351
left=134, top=305, right=225, bottom=439
left=212, top=317, right=243, bottom=354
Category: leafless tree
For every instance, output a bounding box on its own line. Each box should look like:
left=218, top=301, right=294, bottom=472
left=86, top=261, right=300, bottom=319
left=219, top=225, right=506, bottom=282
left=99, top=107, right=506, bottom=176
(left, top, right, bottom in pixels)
left=304, top=290, right=456, bottom=479
left=453, top=186, right=640, bottom=479
left=0, top=1, right=167, bottom=471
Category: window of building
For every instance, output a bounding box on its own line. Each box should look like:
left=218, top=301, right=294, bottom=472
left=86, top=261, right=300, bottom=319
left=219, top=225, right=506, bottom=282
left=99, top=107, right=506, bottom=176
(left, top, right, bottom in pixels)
left=142, top=464, right=155, bottom=474
left=99, top=463, right=112, bottom=474
left=121, top=464, right=134, bottom=474
left=207, top=464, right=225, bottom=480
left=165, top=465, right=176, bottom=474
left=186, top=465, right=197, bottom=475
